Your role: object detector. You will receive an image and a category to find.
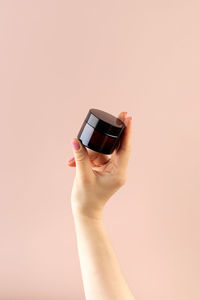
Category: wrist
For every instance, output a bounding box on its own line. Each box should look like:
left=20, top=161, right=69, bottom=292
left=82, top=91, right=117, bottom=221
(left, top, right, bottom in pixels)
left=71, top=204, right=103, bottom=222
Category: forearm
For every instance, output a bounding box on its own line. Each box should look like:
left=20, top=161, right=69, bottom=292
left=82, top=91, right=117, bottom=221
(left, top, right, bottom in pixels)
left=72, top=210, right=135, bottom=300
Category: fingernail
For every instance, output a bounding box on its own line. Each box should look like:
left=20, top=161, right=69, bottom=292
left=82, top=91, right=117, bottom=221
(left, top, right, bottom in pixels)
left=124, top=116, right=132, bottom=126
left=68, top=156, right=74, bottom=163
left=124, top=118, right=129, bottom=126
left=72, top=139, right=80, bottom=150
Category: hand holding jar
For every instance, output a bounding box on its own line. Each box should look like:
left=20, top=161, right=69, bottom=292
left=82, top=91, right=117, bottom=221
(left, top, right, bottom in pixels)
left=67, top=110, right=132, bottom=220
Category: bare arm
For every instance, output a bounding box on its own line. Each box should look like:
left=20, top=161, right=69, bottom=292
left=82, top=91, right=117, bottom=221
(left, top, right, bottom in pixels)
left=68, top=111, right=134, bottom=300
left=72, top=210, right=135, bottom=300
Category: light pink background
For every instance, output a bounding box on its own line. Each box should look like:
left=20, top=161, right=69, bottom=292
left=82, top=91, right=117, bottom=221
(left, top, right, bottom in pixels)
left=0, top=1, right=200, bottom=299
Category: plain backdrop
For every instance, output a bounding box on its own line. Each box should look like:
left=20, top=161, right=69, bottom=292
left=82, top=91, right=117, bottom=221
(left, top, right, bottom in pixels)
left=0, top=1, right=200, bottom=299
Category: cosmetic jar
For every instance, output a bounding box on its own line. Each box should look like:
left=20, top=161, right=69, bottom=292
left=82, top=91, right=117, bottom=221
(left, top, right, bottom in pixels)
left=77, top=108, right=126, bottom=154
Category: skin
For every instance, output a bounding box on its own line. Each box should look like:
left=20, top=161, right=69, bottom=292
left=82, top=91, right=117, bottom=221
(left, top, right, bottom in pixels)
left=67, top=111, right=135, bottom=300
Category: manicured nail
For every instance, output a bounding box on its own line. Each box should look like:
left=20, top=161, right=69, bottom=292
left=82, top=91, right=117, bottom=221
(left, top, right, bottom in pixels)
left=72, top=139, right=80, bottom=150
left=68, top=156, right=74, bottom=163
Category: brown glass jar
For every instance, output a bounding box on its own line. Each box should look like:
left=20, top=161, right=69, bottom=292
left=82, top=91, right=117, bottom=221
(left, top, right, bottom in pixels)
left=77, top=108, right=125, bottom=154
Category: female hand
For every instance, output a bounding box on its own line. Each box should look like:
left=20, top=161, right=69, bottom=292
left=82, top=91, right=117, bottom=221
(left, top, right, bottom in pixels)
left=67, top=111, right=132, bottom=220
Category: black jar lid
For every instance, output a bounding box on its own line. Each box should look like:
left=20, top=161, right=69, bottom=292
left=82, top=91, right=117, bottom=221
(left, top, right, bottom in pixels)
left=84, top=108, right=125, bottom=137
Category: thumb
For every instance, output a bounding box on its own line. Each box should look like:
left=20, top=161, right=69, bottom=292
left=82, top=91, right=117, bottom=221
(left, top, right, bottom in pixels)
left=71, top=138, right=94, bottom=180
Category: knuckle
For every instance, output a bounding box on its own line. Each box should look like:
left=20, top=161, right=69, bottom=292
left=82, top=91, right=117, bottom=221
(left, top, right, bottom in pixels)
left=126, top=146, right=132, bottom=153
left=75, top=153, right=86, bottom=162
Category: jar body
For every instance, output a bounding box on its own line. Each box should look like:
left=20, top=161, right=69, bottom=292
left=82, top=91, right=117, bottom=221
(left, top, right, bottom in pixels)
left=77, top=121, right=119, bottom=154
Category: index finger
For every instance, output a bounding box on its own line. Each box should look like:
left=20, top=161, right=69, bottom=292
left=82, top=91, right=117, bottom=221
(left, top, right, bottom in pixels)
left=115, top=114, right=133, bottom=170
